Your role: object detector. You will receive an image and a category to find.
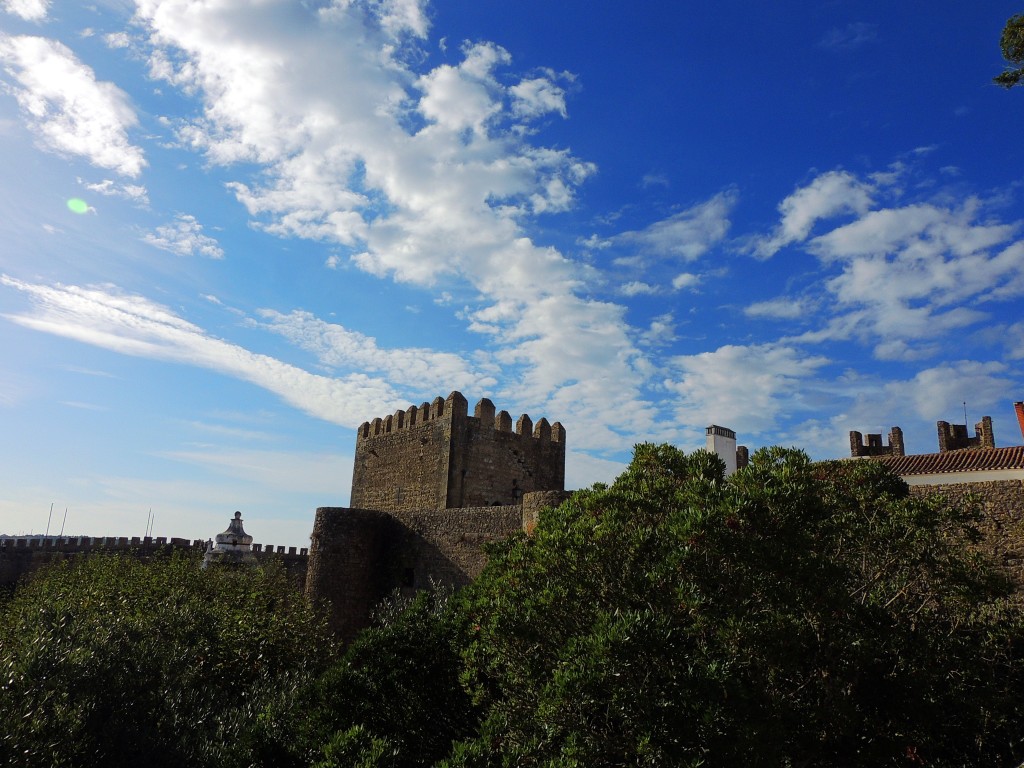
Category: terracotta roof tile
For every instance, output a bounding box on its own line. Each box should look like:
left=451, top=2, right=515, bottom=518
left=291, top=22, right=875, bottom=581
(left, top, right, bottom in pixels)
left=876, top=446, right=1024, bottom=476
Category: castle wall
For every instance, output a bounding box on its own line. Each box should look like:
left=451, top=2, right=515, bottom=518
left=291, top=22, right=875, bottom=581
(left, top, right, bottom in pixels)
left=449, top=404, right=566, bottom=508
left=0, top=536, right=308, bottom=592
left=350, top=392, right=565, bottom=514
left=349, top=395, right=456, bottom=513
left=306, top=504, right=524, bottom=641
left=909, top=479, right=1024, bottom=586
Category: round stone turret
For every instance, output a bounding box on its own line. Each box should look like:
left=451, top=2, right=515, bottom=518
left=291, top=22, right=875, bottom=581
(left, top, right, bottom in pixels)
left=202, top=511, right=258, bottom=568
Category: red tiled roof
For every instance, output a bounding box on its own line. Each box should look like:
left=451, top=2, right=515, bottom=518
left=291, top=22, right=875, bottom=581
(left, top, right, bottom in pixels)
left=877, top=446, right=1024, bottom=476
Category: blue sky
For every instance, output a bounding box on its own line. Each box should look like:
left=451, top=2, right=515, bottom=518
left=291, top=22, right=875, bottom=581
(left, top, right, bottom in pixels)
left=2, top=0, right=1023, bottom=547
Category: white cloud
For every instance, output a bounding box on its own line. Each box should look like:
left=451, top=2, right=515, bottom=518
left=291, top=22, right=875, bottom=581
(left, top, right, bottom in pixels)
left=835, top=360, right=1017, bottom=452
left=620, top=280, right=658, bottom=297
left=81, top=177, right=149, bottom=204
left=113, top=0, right=710, bottom=455
left=809, top=199, right=1024, bottom=352
left=671, top=272, right=701, bottom=291
left=564, top=449, right=626, bottom=491
left=255, top=308, right=497, bottom=393
left=639, top=312, right=675, bottom=347
left=602, top=191, right=736, bottom=262
left=752, top=169, right=1024, bottom=361
left=510, top=73, right=568, bottom=119
left=751, top=170, right=873, bottom=258
left=666, top=343, right=830, bottom=435
left=744, top=297, right=806, bottom=319
left=1003, top=321, right=1024, bottom=360
left=2, top=0, right=49, bottom=22
left=0, top=34, right=145, bottom=176
left=105, top=32, right=131, bottom=49
left=143, top=214, right=224, bottom=258
left=1, top=276, right=400, bottom=428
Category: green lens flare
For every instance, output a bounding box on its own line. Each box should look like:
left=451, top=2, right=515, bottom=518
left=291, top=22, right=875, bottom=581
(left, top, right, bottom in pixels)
left=67, top=198, right=89, bottom=214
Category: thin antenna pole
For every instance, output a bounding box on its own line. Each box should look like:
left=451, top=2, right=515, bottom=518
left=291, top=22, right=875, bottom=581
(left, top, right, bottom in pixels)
left=44, top=502, right=53, bottom=537
left=147, top=509, right=154, bottom=538
left=59, top=507, right=68, bottom=537
left=964, top=401, right=968, bottom=426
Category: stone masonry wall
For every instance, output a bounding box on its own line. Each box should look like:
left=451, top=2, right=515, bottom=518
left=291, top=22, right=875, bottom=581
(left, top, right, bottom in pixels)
left=350, top=395, right=454, bottom=513
left=350, top=391, right=565, bottom=514
left=909, top=479, right=1024, bottom=586
left=306, top=504, right=524, bottom=642
left=449, top=399, right=566, bottom=508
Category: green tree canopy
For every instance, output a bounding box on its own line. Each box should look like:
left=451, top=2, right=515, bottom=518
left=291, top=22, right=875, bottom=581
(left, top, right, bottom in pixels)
left=995, top=14, right=1024, bottom=87
left=449, top=445, right=1024, bottom=767
left=0, top=552, right=333, bottom=768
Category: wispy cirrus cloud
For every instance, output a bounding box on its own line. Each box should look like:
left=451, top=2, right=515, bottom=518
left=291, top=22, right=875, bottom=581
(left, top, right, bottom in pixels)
left=817, top=22, right=878, bottom=52
left=597, top=190, right=736, bottom=263
left=0, top=275, right=399, bottom=427
left=81, top=177, right=149, bottom=204
left=0, top=34, right=145, bottom=176
left=255, top=308, right=498, bottom=394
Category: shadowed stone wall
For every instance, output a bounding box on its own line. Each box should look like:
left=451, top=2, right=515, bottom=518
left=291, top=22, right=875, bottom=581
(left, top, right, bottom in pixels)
left=306, top=504, right=526, bottom=642
left=910, top=479, right=1024, bottom=586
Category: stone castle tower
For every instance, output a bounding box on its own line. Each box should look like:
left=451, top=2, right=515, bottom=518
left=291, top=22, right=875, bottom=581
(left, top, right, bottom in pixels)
left=350, top=390, right=565, bottom=512
left=307, top=391, right=568, bottom=642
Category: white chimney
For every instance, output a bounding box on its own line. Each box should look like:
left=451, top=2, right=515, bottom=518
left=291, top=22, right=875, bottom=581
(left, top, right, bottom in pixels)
left=706, top=425, right=738, bottom=475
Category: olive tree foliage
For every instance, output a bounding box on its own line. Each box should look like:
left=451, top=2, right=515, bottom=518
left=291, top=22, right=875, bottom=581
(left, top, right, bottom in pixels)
left=0, top=552, right=333, bottom=768
left=448, top=445, right=1024, bottom=767
left=995, top=13, right=1024, bottom=87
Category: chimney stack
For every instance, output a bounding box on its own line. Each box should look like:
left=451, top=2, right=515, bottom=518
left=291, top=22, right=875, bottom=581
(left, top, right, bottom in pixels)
left=1015, top=401, right=1024, bottom=442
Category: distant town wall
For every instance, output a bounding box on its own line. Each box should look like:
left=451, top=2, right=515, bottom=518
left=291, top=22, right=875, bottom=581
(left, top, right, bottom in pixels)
left=0, top=536, right=309, bottom=592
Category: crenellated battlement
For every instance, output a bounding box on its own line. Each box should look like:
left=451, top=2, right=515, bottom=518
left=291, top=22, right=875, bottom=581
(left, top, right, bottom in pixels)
left=0, top=535, right=308, bottom=556
left=850, top=426, right=905, bottom=458
left=350, top=391, right=566, bottom=514
left=357, top=391, right=564, bottom=446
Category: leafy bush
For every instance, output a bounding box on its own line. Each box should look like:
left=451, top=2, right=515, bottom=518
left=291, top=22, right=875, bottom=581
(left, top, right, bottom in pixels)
left=0, top=552, right=333, bottom=768
left=449, top=445, right=1024, bottom=767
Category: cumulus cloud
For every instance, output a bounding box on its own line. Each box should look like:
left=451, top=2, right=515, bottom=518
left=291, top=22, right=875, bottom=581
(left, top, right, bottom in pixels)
left=143, top=214, right=224, bottom=259
left=510, top=71, right=568, bottom=119
left=671, top=272, right=701, bottom=291
left=0, top=275, right=398, bottom=427
left=124, top=0, right=659, bottom=456
left=0, top=34, right=145, bottom=176
left=620, top=281, right=658, bottom=297
left=752, top=168, right=1024, bottom=361
left=666, top=343, right=830, bottom=435
left=834, top=360, right=1017, bottom=452
left=808, top=199, right=1024, bottom=354
left=2, top=0, right=49, bottom=22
